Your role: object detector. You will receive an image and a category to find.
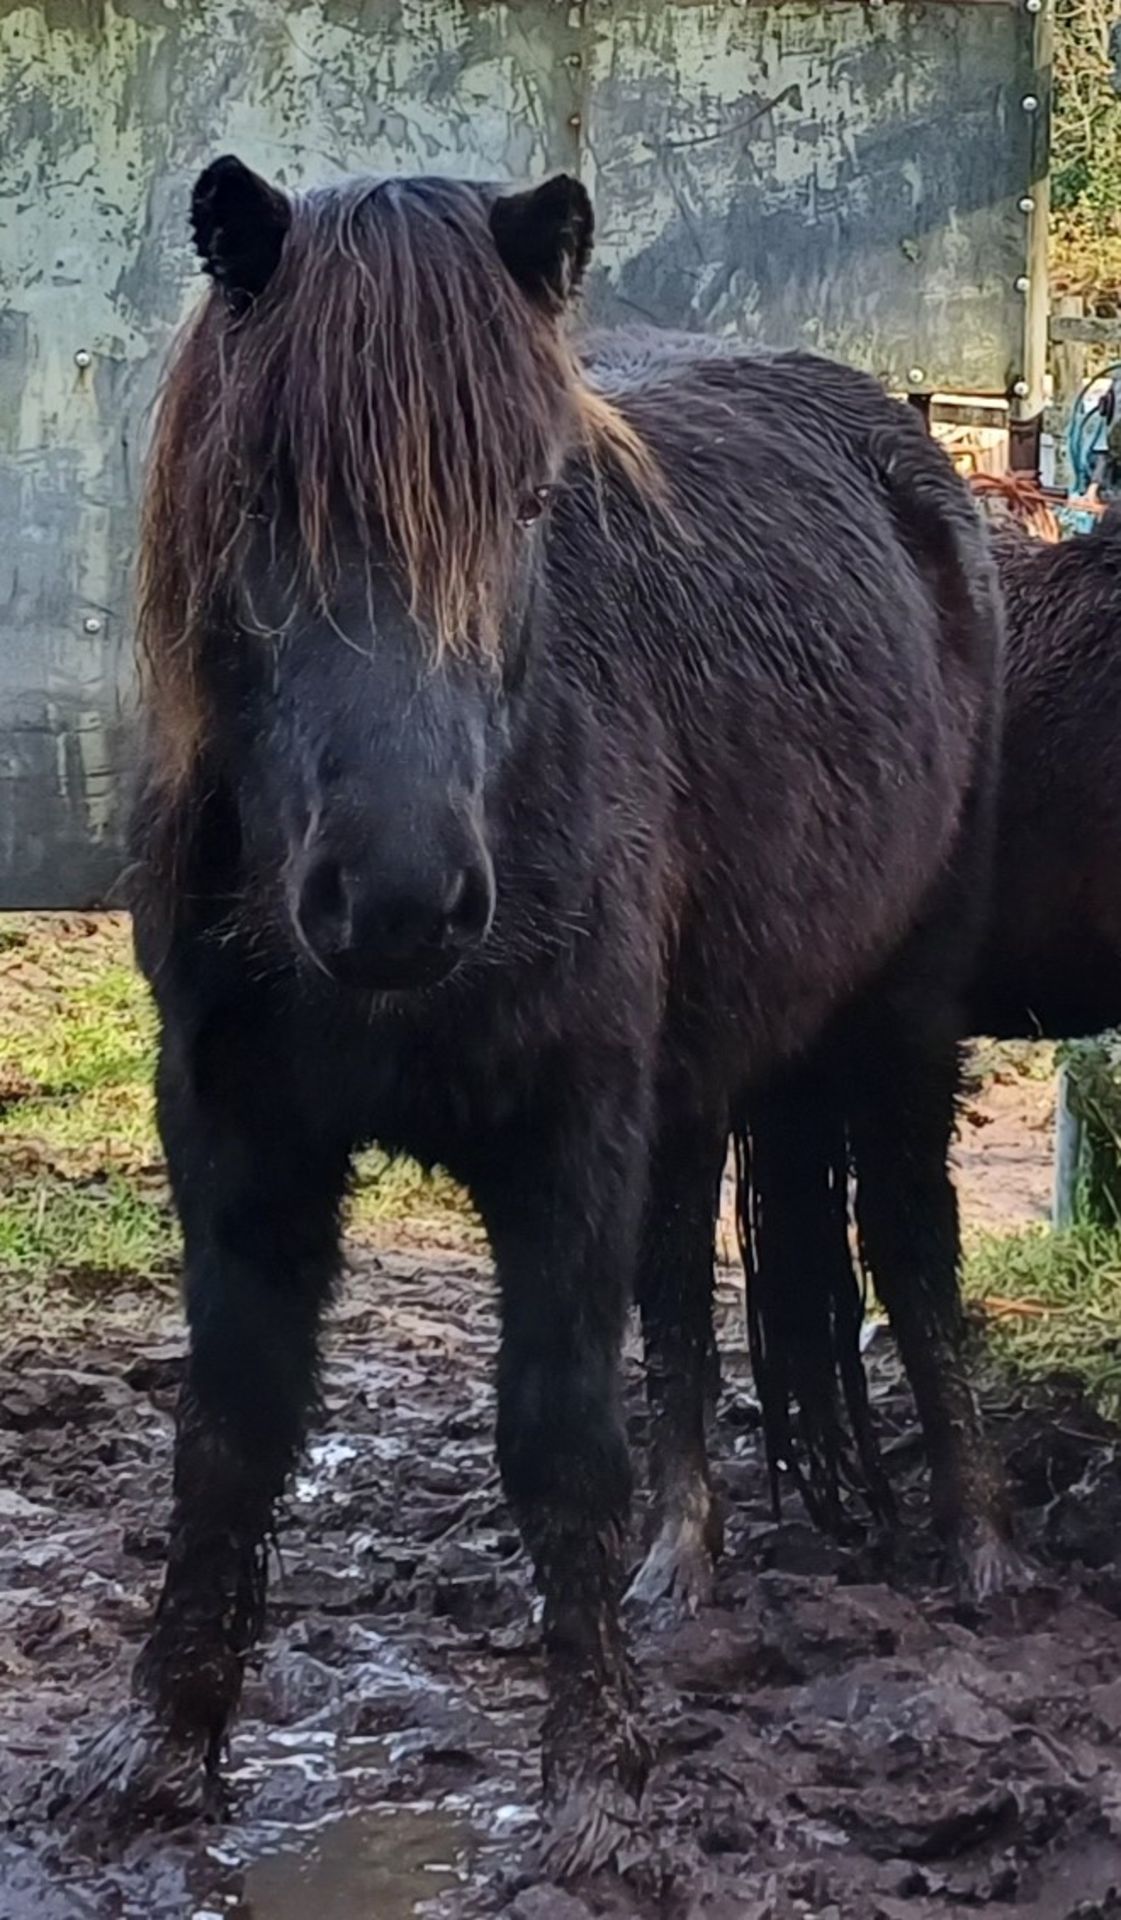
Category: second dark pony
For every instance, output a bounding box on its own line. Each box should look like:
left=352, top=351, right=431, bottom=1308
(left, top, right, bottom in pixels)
left=744, top=482, right=1121, bottom=1557
left=971, top=503, right=1121, bottom=1039
left=52, top=162, right=1008, bottom=1872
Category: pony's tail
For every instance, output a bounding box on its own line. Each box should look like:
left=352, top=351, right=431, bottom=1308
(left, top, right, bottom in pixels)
left=733, top=1113, right=894, bottom=1534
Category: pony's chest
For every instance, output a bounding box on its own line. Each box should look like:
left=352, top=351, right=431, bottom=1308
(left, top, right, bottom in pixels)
left=348, top=1001, right=541, bottom=1164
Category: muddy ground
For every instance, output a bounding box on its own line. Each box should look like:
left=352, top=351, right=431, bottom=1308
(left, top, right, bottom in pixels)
left=5, top=1081, right=1121, bottom=1920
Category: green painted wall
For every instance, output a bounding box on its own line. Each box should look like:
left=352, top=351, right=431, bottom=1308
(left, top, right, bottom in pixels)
left=0, top=0, right=1046, bottom=905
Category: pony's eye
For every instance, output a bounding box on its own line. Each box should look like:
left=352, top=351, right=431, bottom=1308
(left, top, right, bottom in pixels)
left=516, top=486, right=552, bottom=529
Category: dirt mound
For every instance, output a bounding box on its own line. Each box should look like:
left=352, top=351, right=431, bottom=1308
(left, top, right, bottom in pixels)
left=2, top=1249, right=1121, bottom=1919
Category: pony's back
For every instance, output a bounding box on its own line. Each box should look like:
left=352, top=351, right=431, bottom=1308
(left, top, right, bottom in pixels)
left=534, top=338, right=1001, bottom=1078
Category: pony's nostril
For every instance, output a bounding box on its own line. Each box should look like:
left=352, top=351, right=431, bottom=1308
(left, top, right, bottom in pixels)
left=443, top=869, right=468, bottom=923
left=298, top=858, right=351, bottom=951
left=444, top=866, right=491, bottom=945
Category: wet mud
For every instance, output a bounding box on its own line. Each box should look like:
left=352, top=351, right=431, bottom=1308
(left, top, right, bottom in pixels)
left=3, top=1243, right=1121, bottom=1920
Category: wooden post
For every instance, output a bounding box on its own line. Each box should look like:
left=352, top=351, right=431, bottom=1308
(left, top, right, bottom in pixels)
left=1050, top=294, right=1088, bottom=491
left=1052, top=1065, right=1081, bottom=1229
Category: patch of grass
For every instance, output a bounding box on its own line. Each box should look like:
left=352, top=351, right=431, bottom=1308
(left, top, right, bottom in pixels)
left=965, top=1037, right=1058, bottom=1088
left=0, top=1173, right=178, bottom=1279
left=0, top=917, right=170, bottom=1299
left=0, top=914, right=472, bottom=1309
left=350, top=1149, right=470, bottom=1229
left=964, top=1223, right=1121, bottom=1419
left=9, top=915, right=1107, bottom=1405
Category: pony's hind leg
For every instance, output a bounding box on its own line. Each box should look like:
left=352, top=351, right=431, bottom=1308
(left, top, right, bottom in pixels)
left=43, top=997, right=349, bottom=1832
left=848, top=1016, right=1027, bottom=1600
left=471, top=1069, right=651, bottom=1879
left=627, top=1110, right=726, bottom=1618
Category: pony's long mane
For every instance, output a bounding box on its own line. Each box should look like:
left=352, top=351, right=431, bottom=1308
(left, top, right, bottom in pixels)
left=137, top=175, right=651, bottom=792
left=968, top=471, right=1061, bottom=544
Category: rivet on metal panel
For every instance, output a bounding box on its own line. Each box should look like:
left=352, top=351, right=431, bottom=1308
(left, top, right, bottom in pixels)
left=1012, top=379, right=1029, bottom=398
left=907, top=367, right=925, bottom=385
left=73, top=349, right=92, bottom=370
left=83, top=616, right=102, bottom=635
left=1021, top=94, right=1040, bottom=112
left=1018, top=195, right=1036, bottom=213
left=1015, top=275, right=1031, bottom=292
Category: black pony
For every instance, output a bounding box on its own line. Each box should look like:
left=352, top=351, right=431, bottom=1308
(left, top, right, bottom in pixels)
left=971, top=506, right=1121, bottom=1039
left=743, top=490, right=1121, bottom=1554
left=55, top=161, right=1009, bottom=1873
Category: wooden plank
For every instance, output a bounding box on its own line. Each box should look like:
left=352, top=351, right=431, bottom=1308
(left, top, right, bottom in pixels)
left=1049, top=315, right=1121, bottom=345
left=931, top=401, right=1011, bottom=429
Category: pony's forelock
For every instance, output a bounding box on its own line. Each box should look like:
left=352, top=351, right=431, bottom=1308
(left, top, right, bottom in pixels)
left=137, top=175, right=655, bottom=792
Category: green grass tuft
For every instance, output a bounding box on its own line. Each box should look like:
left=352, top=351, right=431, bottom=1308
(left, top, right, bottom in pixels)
left=0, top=1172, right=178, bottom=1279
left=963, top=1223, right=1121, bottom=1420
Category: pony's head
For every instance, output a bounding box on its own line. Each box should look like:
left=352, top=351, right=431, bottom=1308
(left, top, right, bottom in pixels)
left=139, top=158, right=649, bottom=990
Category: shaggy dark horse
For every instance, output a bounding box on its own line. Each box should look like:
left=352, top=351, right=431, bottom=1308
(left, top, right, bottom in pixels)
left=55, top=160, right=1011, bottom=1872
left=971, top=507, right=1121, bottom=1039
left=743, top=492, right=1121, bottom=1550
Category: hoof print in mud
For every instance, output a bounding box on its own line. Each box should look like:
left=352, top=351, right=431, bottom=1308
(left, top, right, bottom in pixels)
left=32, top=1707, right=211, bottom=1840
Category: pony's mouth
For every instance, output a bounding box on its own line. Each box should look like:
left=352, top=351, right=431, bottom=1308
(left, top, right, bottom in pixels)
left=305, top=941, right=467, bottom=995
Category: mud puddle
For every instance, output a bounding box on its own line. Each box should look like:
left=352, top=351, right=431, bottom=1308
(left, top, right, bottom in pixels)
left=232, top=1805, right=472, bottom=1919
left=4, top=1240, right=1121, bottom=1919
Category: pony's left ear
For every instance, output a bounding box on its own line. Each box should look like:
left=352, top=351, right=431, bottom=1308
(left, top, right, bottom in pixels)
left=191, top=155, right=291, bottom=309
left=490, top=175, right=594, bottom=310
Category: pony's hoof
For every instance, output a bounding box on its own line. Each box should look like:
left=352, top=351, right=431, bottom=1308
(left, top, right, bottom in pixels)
left=537, top=1771, right=646, bottom=1880
left=625, top=1522, right=716, bottom=1621
left=27, top=1702, right=211, bottom=1839
left=952, top=1521, right=1037, bottom=1605
left=538, top=1708, right=651, bottom=1880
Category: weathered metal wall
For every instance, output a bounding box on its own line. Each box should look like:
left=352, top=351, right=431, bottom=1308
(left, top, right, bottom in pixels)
left=0, top=0, right=1047, bottom=908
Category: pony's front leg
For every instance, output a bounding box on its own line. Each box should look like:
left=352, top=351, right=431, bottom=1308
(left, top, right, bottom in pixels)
left=472, top=1074, right=650, bottom=1878
left=627, top=1109, right=727, bottom=1619
left=47, top=994, right=349, bottom=1832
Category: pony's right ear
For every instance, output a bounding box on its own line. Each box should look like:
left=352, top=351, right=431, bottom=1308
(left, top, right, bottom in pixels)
left=191, top=156, right=291, bottom=308
left=490, top=175, right=594, bottom=312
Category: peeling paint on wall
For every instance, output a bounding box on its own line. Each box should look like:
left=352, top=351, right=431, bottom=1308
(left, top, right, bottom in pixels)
left=0, top=0, right=1040, bottom=907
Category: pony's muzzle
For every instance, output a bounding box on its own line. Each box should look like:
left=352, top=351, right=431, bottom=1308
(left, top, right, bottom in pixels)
left=293, top=851, right=493, bottom=990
